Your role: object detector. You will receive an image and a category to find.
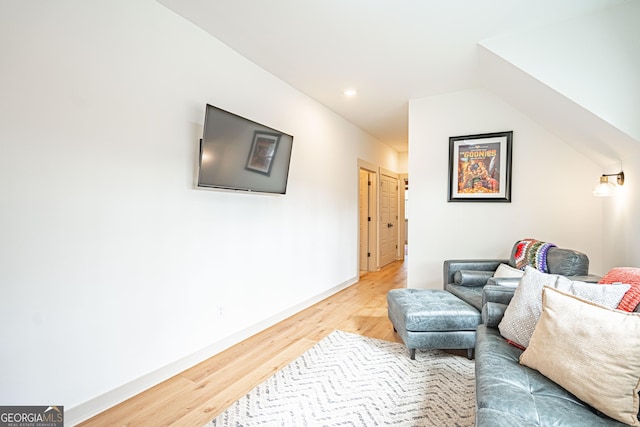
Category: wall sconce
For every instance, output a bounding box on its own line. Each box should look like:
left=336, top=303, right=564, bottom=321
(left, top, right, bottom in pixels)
left=593, top=171, right=624, bottom=197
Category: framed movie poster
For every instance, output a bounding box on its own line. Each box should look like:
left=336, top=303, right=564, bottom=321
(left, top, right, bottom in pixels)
left=245, top=131, right=281, bottom=176
left=448, top=131, right=512, bottom=202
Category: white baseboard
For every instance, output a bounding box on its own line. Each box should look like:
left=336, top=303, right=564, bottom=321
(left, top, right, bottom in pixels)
left=65, top=276, right=358, bottom=426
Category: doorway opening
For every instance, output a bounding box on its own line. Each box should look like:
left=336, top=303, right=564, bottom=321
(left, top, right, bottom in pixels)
left=359, top=163, right=406, bottom=275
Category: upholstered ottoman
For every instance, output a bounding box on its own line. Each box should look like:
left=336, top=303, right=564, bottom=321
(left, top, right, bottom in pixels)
left=387, top=289, right=481, bottom=359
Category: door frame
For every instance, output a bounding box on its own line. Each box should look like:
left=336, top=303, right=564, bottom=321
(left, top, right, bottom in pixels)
left=358, top=160, right=378, bottom=273
left=399, top=173, right=408, bottom=253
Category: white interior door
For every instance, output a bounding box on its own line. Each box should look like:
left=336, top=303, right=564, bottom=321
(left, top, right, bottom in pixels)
left=379, top=173, right=398, bottom=267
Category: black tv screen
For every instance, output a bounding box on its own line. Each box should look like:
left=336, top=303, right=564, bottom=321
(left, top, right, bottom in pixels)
left=197, top=104, right=294, bottom=194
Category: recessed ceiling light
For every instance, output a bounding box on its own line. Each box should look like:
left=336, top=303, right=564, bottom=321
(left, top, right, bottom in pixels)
left=344, top=88, right=357, bottom=97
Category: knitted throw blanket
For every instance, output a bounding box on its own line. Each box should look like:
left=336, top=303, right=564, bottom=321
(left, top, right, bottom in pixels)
left=514, top=239, right=556, bottom=273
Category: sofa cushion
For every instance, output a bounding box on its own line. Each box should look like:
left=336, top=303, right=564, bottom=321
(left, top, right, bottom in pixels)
left=545, top=247, right=589, bottom=276
left=599, top=267, right=640, bottom=312
left=520, top=287, right=640, bottom=427
left=498, top=267, right=629, bottom=348
left=445, top=283, right=483, bottom=311
left=453, top=270, right=494, bottom=287
left=475, top=324, right=625, bottom=426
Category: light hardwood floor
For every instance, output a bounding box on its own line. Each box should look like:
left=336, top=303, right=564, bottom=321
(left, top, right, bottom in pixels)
left=79, top=260, right=407, bottom=426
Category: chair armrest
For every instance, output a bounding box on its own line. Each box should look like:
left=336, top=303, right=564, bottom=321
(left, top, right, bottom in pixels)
left=443, top=259, right=509, bottom=288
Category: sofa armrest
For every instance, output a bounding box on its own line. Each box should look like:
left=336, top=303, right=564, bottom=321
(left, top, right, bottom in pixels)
left=481, top=284, right=516, bottom=327
left=568, top=274, right=601, bottom=283
left=443, top=259, right=510, bottom=288
left=482, top=302, right=509, bottom=327
left=486, top=277, right=520, bottom=287
left=482, top=284, right=516, bottom=307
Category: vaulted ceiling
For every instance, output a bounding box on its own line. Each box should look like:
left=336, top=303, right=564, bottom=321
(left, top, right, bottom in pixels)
left=157, top=0, right=637, bottom=164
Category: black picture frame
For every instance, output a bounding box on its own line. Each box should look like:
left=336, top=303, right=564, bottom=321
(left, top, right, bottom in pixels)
left=245, top=131, right=281, bottom=176
left=448, top=131, right=513, bottom=202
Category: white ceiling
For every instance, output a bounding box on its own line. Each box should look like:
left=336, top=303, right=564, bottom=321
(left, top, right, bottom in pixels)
left=157, top=0, right=627, bottom=153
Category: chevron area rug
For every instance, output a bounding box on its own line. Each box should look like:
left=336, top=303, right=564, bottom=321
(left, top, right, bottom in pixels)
left=205, top=330, right=475, bottom=426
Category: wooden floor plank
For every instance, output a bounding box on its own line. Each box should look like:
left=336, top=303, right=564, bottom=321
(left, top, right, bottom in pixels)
left=79, top=260, right=406, bottom=426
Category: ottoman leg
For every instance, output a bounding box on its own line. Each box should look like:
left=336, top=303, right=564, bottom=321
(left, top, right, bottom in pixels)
left=409, top=348, right=416, bottom=360
left=467, top=348, right=474, bottom=360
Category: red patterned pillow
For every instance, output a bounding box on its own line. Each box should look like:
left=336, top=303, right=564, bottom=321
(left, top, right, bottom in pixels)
left=599, top=267, right=640, bottom=312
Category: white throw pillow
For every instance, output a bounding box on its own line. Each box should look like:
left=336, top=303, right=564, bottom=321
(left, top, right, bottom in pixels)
left=498, top=266, right=630, bottom=348
left=493, top=263, right=524, bottom=279
left=520, top=287, right=640, bottom=426
left=555, top=275, right=632, bottom=308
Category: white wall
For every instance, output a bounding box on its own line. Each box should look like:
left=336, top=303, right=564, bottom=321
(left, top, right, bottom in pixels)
left=408, top=88, right=604, bottom=289
left=397, top=151, right=409, bottom=173
left=0, top=1, right=398, bottom=423
left=603, top=153, right=640, bottom=269
left=480, top=1, right=640, bottom=142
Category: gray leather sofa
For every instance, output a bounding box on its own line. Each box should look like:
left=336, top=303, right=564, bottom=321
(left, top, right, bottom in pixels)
left=475, top=286, right=627, bottom=426
left=443, top=243, right=630, bottom=426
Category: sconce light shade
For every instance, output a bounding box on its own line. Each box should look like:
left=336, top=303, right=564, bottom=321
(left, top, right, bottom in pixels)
left=593, top=171, right=624, bottom=197
left=593, top=176, right=616, bottom=197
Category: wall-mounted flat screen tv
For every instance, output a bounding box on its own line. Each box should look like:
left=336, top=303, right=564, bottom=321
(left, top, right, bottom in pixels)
left=197, top=104, right=294, bottom=194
